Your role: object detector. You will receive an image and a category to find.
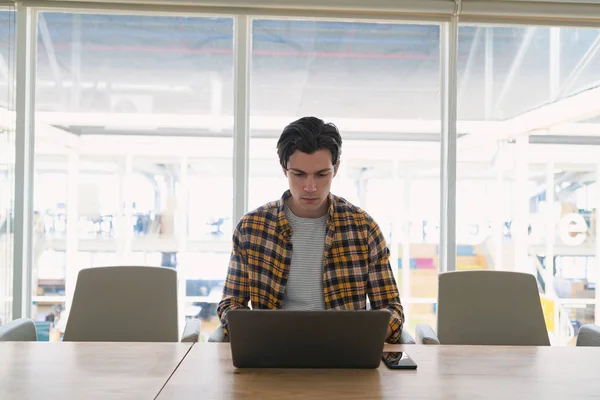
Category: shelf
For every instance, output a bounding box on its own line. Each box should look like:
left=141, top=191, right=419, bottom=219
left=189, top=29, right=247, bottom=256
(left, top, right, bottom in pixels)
left=406, top=298, right=437, bottom=304
left=31, top=295, right=222, bottom=305
left=185, top=295, right=222, bottom=303
left=529, top=244, right=596, bottom=257
left=42, top=237, right=232, bottom=253
left=32, top=296, right=66, bottom=303
left=38, top=237, right=598, bottom=257
left=557, top=298, right=596, bottom=305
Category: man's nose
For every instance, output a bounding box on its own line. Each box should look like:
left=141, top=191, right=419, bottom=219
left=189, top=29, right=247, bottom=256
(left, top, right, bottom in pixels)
left=304, top=176, right=317, bottom=192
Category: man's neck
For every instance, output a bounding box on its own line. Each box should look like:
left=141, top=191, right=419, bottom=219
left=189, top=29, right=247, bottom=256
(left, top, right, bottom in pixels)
left=285, top=197, right=328, bottom=219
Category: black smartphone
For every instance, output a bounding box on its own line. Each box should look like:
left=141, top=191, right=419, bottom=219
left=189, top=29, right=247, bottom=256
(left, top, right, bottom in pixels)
left=381, top=352, right=418, bottom=369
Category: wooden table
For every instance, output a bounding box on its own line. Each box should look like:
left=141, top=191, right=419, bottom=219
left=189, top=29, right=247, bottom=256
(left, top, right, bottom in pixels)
left=2, top=342, right=599, bottom=399
left=0, top=342, right=192, bottom=400
left=157, top=343, right=600, bottom=399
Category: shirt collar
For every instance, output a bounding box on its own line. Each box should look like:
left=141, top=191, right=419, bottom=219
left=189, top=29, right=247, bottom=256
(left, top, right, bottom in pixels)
left=277, top=190, right=335, bottom=237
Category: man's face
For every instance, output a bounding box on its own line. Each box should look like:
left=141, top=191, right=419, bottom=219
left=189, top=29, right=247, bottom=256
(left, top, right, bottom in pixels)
left=283, top=149, right=338, bottom=218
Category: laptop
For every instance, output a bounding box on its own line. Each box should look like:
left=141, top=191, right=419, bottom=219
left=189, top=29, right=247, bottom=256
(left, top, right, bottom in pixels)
left=227, top=309, right=389, bottom=368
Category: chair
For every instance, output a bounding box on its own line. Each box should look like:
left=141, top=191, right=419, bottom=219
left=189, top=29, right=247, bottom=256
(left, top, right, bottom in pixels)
left=576, top=324, right=600, bottom=347
left=63, top=266, right=200, bottom=342
left=181, top=318, right=202, bottom=343
left=416, top=270, right=550, bottom=346
left=207, top=321, right=417, bottom=344
left=0, top=318, right=38, bottom=341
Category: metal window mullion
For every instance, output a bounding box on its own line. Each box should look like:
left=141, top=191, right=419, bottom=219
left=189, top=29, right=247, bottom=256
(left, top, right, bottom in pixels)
left=596, top=161, right=600, bottom=325
left=484, top=27, right=494, bottom=119
left=19, top=0, right=454, bottom=23
left=232, top=16, right=250, bottom=225
left=549, top=27, right=560, bottom=101
left=13, top=5, right=37, bottom=319
left=439, top=18, right=458, bottom=273
left=64, top=151, right=79, bottom=312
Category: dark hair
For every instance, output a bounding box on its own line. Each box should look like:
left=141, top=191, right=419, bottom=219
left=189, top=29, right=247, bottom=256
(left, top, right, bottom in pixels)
left=277, top=117, right=342, bottom=169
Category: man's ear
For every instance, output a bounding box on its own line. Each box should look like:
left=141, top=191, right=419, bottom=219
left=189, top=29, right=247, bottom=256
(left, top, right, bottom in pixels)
left=333, top=162, right=340, bottom=177
left=282, top=167, right=288, bottom=177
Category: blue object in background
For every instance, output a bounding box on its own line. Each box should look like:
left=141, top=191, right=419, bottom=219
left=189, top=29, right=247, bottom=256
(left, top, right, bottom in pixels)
left=398, top=258, right=418, bottom=269
left=457, top=245, right=476, bottom=256
left=34, top=322, right=52, bottom=341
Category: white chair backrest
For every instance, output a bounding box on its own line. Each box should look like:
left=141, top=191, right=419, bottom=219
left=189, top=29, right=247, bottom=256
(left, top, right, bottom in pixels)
left=0, top=318, right=37, bottom=341
left=63, top=266, right=179, bottom=342
left=576, top=325, right=600, bottom=347
left=437, top=270, right=550, bottom=346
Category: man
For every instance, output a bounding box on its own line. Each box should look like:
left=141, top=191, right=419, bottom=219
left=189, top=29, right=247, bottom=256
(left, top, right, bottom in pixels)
left=217, top=116, right=404, bottom=343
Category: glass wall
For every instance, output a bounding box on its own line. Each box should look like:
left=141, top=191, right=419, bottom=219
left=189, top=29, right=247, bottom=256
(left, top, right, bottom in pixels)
left=457, top=25, right=600, bottom=344
left=248, top=19, right=441, bottom=334
left=34, top=13, right=234, bottom=340
left=0, top=8, right=15, bottom=327
left=2, top=4, right=596, bottom=345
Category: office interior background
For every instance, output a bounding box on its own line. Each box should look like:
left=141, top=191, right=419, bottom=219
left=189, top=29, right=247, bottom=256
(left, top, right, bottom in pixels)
left=1, top=0, right=600, bottom=345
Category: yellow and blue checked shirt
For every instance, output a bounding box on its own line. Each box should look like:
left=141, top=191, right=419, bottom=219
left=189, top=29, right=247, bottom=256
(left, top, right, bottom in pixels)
left=217, top=190, right=405, bottom=343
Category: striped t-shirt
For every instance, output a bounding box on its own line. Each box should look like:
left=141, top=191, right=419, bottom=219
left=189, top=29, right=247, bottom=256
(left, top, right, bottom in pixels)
left=282, top=204, right=327, bottom=311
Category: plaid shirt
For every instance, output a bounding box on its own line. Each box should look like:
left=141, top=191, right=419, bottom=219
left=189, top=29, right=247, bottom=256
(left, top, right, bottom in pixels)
left=217, top=190, right=404, bottom=343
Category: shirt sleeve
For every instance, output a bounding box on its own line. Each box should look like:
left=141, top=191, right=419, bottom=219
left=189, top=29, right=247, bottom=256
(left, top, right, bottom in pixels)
left=216, top=224, right=251, bottom=334
left=366, top=220, right=405, bottom=343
